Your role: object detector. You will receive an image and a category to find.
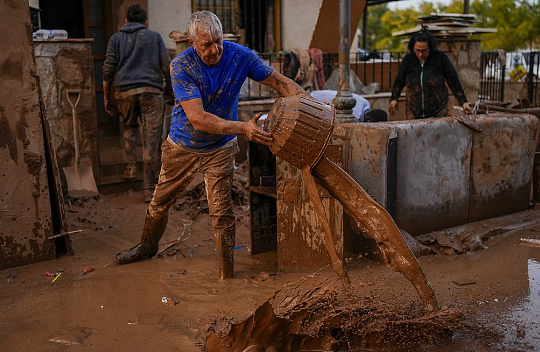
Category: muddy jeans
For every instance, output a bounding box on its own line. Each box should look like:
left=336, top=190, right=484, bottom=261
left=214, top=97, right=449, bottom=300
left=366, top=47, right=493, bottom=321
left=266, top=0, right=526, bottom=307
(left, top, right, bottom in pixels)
left=116, top=93, right=164, bottom=191
left=148, top=137, right=240, bottom=250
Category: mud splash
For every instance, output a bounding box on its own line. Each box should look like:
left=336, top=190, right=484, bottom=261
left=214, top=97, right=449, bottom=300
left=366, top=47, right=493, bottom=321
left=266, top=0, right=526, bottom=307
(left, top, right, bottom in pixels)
left=205, top=275, right=462, bottom=352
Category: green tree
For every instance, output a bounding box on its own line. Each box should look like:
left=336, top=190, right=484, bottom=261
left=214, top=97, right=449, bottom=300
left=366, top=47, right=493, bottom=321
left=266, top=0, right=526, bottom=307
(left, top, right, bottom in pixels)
left=362, top=0, right=539, bottom=52
left=377, top=7, right=420, bottom=51
left=363, top=3, right=388, bottom=50
left=439, top=0, right=467, bottom=14
left=471, top=0, right=540, bottom=50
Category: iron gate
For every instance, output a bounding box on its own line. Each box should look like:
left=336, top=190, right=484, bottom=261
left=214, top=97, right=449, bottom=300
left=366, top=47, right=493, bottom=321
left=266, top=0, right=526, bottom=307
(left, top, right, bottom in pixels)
left=479, top=51, right=505, bottom=102
left=526, top=51, right=540, bottom=106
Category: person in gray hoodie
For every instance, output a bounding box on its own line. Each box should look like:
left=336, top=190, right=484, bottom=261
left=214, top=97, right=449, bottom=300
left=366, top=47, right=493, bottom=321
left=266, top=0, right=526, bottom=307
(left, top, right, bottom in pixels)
left=103, top=4, right=171, bottom=202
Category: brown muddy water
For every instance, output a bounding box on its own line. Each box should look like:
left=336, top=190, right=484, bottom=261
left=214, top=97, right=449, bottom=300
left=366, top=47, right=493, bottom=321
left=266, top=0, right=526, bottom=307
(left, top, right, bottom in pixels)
left=1, top=192, right=539, bottom=351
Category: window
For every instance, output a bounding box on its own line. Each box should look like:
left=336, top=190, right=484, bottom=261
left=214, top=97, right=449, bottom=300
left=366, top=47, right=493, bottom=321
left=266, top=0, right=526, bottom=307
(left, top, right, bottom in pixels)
left=193, top=0, right=237, bottom=33
left=193, top=0, right=280, bottom=53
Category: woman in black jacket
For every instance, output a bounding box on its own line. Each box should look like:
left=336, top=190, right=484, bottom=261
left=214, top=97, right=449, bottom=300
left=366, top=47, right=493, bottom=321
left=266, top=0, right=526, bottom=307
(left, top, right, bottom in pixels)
left=389, top=28, right=471, bottom=119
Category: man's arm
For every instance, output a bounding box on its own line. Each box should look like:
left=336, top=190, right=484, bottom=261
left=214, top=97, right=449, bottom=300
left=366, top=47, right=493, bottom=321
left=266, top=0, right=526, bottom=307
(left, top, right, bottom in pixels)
left=102, top=35, right=117, bottom=116
left=102, top=78, right=114, bottom=115
left=180, top=98, right=273, bottom=145
left=259, top=71, right=309, bottom=98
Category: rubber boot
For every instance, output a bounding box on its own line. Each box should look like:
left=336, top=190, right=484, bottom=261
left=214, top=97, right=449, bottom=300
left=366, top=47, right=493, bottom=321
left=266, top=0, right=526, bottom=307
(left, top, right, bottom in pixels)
left=215, top=231, right=235, bottom=280
left=143, top=188, right=154, bottom=203
left=142, top=161, right=157, bottom=203
left=116, top=214, right=168, bottom=264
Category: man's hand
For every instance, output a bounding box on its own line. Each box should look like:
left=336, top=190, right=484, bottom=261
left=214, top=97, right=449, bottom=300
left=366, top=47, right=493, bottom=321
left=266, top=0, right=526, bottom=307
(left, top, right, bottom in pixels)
left=244, top=113, right=273, bottom=146
left=103, top=79, right=114, bottom=116
left=462, top=102, right=472, bottom=115
left=389, top=100, right=399, bottom=117
left=104, top=97, right=114, bottom=116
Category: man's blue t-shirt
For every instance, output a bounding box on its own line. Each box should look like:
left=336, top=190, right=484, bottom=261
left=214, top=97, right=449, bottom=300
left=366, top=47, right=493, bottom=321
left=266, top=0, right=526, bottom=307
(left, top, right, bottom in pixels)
left=169, top=41, right=274, bottom=152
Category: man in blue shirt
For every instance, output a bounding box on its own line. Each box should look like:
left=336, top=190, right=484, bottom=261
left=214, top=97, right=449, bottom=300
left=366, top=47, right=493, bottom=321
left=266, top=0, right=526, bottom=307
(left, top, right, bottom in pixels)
left=116, top=11, right=308, bottom=280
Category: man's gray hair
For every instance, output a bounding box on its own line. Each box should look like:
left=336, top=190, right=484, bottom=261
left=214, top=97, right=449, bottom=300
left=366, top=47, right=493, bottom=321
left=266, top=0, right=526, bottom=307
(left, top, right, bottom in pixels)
left=187, top=11, right=223, bottom=41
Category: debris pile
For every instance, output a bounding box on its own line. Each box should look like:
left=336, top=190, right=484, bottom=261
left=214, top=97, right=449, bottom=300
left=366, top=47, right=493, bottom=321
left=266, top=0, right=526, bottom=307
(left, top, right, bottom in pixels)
left=416, top=209, right=540, bottom=255
left=474, top=99, right=540, bottom=119
left=392, top=13, right=496, bottom=38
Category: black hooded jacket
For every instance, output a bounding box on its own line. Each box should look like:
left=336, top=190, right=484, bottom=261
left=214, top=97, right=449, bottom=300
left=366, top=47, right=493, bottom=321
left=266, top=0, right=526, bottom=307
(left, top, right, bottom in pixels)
left=391, top=49, right=468, bottom=118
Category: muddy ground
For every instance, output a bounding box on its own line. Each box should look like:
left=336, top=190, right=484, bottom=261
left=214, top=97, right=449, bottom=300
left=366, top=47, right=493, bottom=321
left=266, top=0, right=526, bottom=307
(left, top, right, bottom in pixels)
left=1, top=185, right=539, bottom=351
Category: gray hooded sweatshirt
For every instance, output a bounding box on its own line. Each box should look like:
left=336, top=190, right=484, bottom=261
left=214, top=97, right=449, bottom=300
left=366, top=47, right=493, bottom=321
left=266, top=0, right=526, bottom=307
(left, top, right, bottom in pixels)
left=103, top=22, right=170, bottom=92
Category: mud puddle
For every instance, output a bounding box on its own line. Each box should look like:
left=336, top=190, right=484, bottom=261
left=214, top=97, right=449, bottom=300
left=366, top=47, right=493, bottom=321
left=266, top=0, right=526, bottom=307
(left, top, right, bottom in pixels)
left=205, top=248, right=540, bottom=352
left=503, top=258, right=540, bottom=350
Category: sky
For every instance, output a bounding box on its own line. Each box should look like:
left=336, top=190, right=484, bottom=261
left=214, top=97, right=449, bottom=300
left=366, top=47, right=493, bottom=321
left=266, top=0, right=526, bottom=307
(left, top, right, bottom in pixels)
left=388, top=0, right=453, bottom=10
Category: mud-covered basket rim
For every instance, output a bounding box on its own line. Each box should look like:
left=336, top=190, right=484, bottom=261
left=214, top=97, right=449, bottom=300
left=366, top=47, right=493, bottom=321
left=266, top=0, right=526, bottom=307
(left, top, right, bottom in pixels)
left=263, top=96, right=336, bottom=170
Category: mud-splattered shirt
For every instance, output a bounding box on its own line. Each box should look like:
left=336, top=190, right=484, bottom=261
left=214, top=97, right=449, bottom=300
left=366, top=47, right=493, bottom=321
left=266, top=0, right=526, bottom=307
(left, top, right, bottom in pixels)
left=390, top=49, right=468, bottom=119
left=169, top=41, right=273, bottom=152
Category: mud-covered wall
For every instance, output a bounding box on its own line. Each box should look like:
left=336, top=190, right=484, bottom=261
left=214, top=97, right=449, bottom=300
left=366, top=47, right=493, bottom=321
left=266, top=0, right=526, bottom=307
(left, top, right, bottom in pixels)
left=33, top=40, right=100, bottom=193
left=0, top=1, right=56, bottom=269
left=276, top=146, right=344, bottom=272
left=333, top=114, right=539, bottom=236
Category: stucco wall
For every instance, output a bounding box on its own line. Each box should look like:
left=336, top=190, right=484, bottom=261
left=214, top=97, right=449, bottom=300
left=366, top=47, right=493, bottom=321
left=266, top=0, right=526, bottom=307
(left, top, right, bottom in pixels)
left=282, top=0, right=322, bottom=50
left=148, top=0, right=191, bottom=51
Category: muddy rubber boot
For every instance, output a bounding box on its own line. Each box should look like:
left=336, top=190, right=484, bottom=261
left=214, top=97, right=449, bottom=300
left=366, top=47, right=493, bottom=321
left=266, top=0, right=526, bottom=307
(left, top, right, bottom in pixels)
left=142, top=161, right=157, bottom=203
left=143, top=188, right=154, bottom=203
left=116, top=214, right=168, bottom=264
left=216, top=231, right=234, bottom=280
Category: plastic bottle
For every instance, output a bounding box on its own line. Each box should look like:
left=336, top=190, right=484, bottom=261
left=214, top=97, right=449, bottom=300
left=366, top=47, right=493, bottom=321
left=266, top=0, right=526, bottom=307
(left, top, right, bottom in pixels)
left=33, top=29, right=68, bottom=40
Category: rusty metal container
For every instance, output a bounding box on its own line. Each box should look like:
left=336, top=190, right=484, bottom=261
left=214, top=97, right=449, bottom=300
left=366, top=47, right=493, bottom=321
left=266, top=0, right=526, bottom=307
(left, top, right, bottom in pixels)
left=264, top=96, right=335, bottom=169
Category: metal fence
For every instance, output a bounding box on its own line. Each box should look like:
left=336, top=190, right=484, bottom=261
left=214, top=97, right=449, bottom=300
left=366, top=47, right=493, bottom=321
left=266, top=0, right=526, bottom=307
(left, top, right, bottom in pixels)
left=479, top=51, right=506, bottom=102
left=244, top=50, right=540, bottom=106
left=479, top=50, right=540, bottom=106
left=240, top=51, right=405, bottom=101
left=525, top=52, right=540, bottom=106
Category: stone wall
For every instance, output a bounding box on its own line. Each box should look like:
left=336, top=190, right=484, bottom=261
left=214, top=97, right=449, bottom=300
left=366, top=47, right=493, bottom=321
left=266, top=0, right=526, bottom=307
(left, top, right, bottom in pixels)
left=34, top=40, right=100, bottom=192
left=438, top=39, right=481, bottom=104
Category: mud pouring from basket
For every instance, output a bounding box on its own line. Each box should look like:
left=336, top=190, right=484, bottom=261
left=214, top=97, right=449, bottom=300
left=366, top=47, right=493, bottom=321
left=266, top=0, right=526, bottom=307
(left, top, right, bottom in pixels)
left=263, top=96, right=439, bottom=313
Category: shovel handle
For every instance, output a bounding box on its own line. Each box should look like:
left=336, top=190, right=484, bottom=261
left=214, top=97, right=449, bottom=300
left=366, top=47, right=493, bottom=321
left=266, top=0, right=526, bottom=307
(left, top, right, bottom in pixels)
left=66, top=90, right=81, bottom=164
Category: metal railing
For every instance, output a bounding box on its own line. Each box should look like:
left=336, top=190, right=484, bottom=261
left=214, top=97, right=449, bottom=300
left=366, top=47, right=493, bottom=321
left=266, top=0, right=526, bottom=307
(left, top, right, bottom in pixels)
left=479, top=50, right=540, bottom=106
left=479, top=51, right=506, bottom=102
left=525, top=52, right=540, bottom=106
left=240, top=51, right=406, bottom=101
left=242, top=50, right=540, bottom=106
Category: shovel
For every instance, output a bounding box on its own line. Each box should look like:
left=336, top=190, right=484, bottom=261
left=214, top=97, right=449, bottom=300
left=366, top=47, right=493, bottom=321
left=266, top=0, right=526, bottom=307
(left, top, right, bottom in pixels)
left=63, top=90, right=99, bottom=198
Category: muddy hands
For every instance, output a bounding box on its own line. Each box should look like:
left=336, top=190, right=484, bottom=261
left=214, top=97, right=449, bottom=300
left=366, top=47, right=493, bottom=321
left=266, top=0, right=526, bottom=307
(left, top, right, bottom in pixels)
left=246, top=113, right=273, bottom=146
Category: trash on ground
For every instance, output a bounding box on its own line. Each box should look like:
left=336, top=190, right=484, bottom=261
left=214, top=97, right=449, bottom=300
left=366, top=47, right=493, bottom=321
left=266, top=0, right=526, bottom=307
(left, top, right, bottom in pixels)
left=51, top=273, right=62, bottom=283
left=520, top=238, right=540, bottom=246
left=80, top=266, right=95, bottom=277
left=452, top=278, right=477, bottom=286
left=48, top=338, right=81, bottom=345
left=45, top=269, right=64, bottom=277
left=161, top=297, right=178, bottom=306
